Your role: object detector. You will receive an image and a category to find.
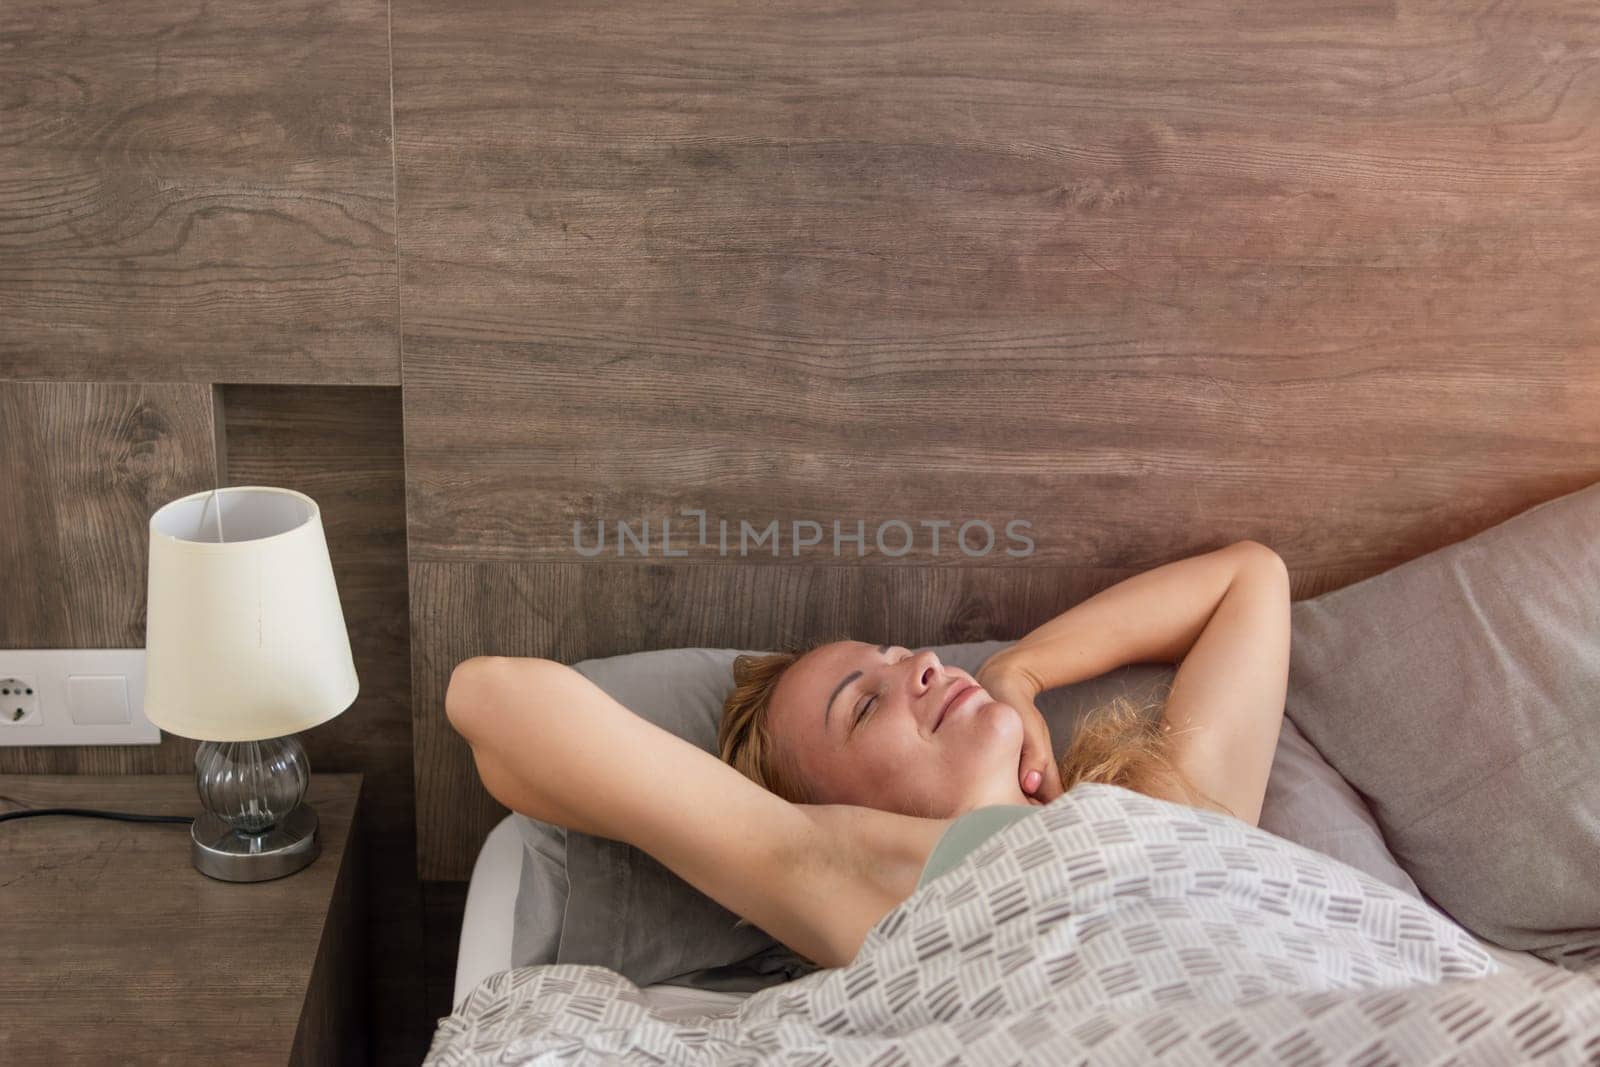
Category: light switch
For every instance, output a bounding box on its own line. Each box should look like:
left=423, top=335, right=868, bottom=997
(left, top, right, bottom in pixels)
left=66, top=674, right=131, bottom=726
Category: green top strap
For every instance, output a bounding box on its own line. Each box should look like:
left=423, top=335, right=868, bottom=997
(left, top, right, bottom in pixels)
left=915, top=804, right=1039, bottom=891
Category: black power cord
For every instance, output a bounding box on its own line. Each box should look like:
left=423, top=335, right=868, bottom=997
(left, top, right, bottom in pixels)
left=0, top=807, right=193, bottom=825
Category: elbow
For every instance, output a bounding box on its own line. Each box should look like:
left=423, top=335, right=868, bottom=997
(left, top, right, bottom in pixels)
left=445, top=656, right=510, bottom=737
left=1235, top=540, right=1288, bottom=577
left=445, top=656, right=559, bottom=737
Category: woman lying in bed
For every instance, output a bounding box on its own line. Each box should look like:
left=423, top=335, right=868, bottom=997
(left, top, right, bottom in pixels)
left=445, top=539, right=1291, bottom=972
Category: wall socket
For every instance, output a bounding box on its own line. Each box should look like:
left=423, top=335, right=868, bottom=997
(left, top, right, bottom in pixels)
left=0, top=650, right=160, bottom=746
left=1, top=677, right=40, bottom=725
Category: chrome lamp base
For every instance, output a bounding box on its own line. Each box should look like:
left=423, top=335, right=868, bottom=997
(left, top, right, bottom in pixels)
left=191, top=802, right=320, bottom=882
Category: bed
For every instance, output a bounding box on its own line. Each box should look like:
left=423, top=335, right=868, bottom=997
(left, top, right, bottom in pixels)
left=430, top=478, right=1600, bottom=1062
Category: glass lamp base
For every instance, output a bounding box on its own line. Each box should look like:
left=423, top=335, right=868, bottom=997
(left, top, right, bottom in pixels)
left=191, top=802, right=320, bottom=882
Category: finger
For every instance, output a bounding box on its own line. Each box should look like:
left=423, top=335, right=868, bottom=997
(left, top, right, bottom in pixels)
left=1018, top=750, right=1043, bottom=794
left=1018, top=721, right=1048, bottom=794
left=1018, top=737, right=1043, bottom=780
left=1029, top=753, right=1063, bottom=801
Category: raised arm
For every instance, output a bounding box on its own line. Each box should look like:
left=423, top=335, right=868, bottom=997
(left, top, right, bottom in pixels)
left=983, top=540, right=1291, bottom=823
left=1156, top=545, right=1291, bottom=823
left=443, top=656, right=879, bottom=968
left=984, top=541, right=1267, bottom=686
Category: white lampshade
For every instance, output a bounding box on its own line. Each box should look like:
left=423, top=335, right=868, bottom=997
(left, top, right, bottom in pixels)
left=143, top=485, right=359, bottom=742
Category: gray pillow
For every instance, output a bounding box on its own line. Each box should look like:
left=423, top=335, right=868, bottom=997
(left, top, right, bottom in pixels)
left=1287, top=478, right=1600, bottom=971
left=508, top=816, right=567, bottom=971
left=1259, top=715, right=1421, bottom=897
left=511, top=638, right=1418, bottom=988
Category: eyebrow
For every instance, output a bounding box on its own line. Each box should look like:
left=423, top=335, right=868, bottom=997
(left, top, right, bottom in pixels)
left=825, top=643, right=891, bottom=735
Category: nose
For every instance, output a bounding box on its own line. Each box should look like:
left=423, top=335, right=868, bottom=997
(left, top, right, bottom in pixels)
left=901, top=651, right=950, bottom=736
left=907, top=650, right=941, bottom=690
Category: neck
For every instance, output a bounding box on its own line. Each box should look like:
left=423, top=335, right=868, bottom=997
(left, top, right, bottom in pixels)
left=952, top=779, right=1038, bottom=817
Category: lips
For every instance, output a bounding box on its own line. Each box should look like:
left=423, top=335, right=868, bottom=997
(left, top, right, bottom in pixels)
left=934, top=681, right=977, bottom=733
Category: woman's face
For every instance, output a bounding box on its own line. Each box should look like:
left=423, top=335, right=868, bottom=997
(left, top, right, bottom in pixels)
left=765, top=641, right=1030, bottom=818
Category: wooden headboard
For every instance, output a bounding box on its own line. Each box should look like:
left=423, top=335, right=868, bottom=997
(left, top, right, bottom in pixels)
left=399, top=0, right=1600, bottom=880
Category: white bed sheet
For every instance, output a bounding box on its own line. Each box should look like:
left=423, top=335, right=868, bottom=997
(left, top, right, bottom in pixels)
left=452, top=814, right=751, bottom=1019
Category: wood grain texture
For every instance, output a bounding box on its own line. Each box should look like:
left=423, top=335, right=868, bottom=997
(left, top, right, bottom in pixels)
left=0, top=383, right=424, bottom=1064
left=0, top=773, right=364, bottom=1067
left=0, top=382, right=221, bottom=655
left=394, top=0, right=1600, bottom=876
left=394, top=0, right=1600, bottom=569
left=0, top=0, right=398, bottom=384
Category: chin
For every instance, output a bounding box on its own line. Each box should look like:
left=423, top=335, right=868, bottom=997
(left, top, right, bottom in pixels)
left=960, top=699, right=1022, bottom=744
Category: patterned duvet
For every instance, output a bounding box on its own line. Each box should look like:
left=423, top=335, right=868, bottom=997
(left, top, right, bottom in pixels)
left=427, top=784, right=1600, bottom=1065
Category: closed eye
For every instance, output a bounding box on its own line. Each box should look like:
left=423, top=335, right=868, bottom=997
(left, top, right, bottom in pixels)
left=852, top=647, right=909, bottom=731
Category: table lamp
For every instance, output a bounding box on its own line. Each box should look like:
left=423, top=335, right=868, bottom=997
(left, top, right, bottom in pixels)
left=143, top=485, right=360, bottom=882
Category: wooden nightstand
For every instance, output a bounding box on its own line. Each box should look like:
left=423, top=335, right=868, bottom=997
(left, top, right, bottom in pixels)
left=0, top=773, right=367, bottom=1066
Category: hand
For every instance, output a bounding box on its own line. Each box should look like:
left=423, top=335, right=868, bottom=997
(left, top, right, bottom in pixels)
left=975, top=650, right=1064, bottom=805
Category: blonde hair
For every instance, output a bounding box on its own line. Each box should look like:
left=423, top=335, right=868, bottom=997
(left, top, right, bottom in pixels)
left=718, top=637, right=1215, bottom=812
left=717, top=635, right=842, bottom=806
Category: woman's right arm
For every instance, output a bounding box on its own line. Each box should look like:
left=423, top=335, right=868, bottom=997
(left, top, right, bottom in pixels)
left=443, top=656, right=878, bottom=968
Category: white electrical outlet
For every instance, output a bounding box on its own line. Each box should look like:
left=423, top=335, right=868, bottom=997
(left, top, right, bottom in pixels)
left=1, top=676, right=40, bottom=725
left=0, top=650, right=160, bottom=746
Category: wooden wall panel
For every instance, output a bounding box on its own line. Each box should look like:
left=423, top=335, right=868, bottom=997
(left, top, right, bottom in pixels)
left=0, top=0, right=398, bottom=385
left=394, top=0, right=1600, bottom=569
left=0, top=382, right=220, bottom=659
left=394, top=0, right=1600, bottom=878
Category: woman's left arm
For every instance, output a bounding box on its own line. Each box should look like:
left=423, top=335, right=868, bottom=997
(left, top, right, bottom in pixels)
left=1155, top=547, right=1291, bottom=824
left=978, top=542, right=1291, bottom=823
